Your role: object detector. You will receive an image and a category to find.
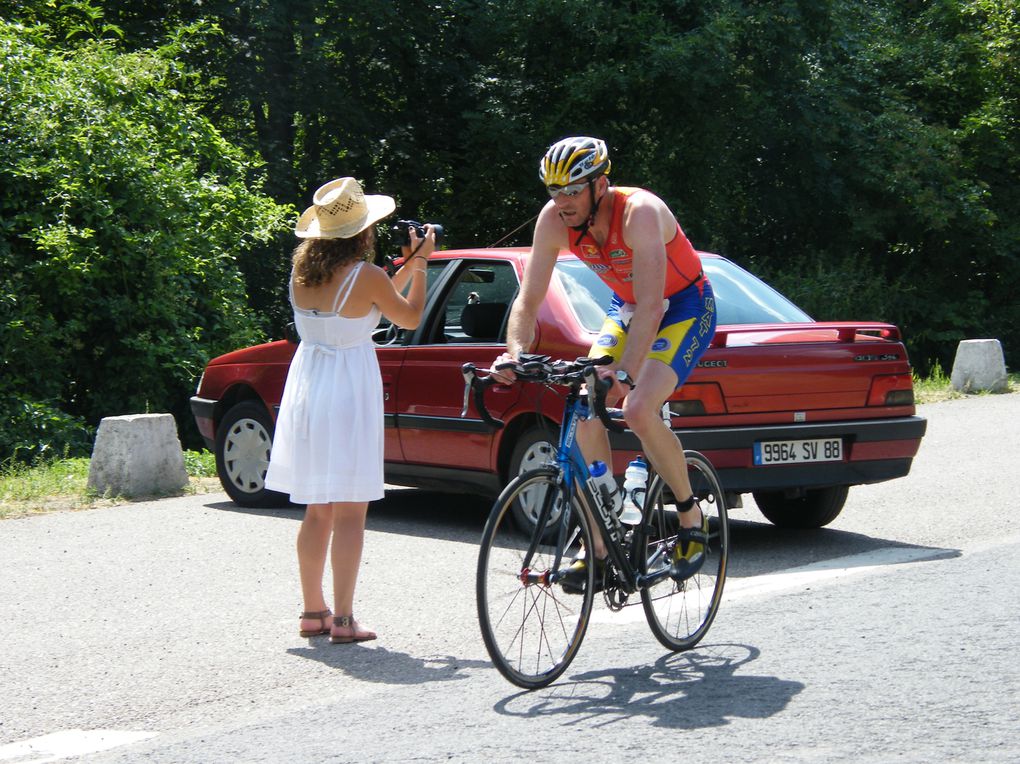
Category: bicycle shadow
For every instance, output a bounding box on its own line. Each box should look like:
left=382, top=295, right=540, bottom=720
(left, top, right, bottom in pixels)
left=287, top=642, right=490, bottom=686
left=493, top=643, right=802, bottom=729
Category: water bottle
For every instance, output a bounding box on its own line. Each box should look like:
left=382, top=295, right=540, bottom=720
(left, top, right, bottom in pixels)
left=620, top=456, right=648, bottom=525
left=587, top=461, right=621, bottom=518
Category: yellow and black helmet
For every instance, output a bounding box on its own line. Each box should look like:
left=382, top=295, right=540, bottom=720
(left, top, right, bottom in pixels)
left=539, top=137, right=611, bottom=187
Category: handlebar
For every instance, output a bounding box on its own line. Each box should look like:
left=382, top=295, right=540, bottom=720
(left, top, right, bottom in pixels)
left=460, top=355, right=625, bottom=433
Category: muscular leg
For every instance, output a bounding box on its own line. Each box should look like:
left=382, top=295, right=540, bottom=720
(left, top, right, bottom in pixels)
left=622, top=359, right=700, bottom=529
left=575, top=418, right=612, bottom=558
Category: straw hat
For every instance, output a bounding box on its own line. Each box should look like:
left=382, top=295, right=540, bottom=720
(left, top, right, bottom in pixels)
left=295, top=177, right=396, bottom=239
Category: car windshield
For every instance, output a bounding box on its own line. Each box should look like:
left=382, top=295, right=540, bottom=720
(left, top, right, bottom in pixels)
left=555, top=255, right=812, bottom=329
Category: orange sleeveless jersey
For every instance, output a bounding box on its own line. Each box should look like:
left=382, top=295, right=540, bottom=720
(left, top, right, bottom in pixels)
left=568, top=186, right=702, bottom=303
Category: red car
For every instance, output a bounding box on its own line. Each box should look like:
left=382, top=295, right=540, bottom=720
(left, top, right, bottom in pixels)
left=191, top=248, right=926, bottom=529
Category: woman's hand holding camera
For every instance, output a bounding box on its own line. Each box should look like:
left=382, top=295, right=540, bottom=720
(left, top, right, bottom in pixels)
left=401, top=224, right=437, bottom=270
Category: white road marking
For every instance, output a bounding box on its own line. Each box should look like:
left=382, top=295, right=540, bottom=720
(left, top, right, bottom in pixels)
left=589, top=545, right=954, bottom=624
left=722, top=545, right=956, bottom=602
left=0, top=730, right=156, bottom=763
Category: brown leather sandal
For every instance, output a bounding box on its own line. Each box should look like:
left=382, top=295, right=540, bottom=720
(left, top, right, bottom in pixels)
left=330, top=615, right=377, bottom=644
left=299, top=609, right=332, bottom=637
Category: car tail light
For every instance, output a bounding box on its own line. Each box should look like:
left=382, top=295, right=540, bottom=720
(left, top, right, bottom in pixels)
left=884, top=389, right=915, bottom=406
left=668, top=383, right=726, bottom=416
left=867, top=374, right=914, bottom=406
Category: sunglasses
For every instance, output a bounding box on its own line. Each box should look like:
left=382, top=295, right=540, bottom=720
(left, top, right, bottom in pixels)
left=546, top=182, right=588, bottom=198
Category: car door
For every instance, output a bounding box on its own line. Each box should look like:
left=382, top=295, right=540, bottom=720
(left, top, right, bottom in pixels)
left=373, top=260, right=451, bottom=462
left=393, top=258, right=523, bottom=471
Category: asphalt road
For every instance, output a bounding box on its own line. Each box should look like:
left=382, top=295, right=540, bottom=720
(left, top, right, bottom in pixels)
left=1, top=393, right=1018, bottom=763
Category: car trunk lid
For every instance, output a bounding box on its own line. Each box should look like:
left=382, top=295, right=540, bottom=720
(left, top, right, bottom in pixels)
left=674, top=322, right=914, bottom=417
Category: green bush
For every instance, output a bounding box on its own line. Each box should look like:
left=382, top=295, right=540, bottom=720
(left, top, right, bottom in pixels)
left=0, top=20, right=293, bottom=461
left=0, top=395, right=93, bottom=464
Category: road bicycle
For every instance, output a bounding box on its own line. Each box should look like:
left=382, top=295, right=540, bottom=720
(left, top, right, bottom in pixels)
left=463, top=355, right=729, bottom=689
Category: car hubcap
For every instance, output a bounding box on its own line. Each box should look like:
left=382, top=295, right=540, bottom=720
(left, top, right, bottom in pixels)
left=517, top=440, right=557, bottom=526
left=224, top=418, right=271, bottom=493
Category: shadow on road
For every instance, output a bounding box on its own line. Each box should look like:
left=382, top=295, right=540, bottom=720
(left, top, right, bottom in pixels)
left=287, top=642, right=490, bottom=685
left=367, top=489, right=490, bottom=541
left=204, top=492, right=956, bottom=576
left=493, top=643, right=803, bottom=729
left=202, top=500, right=299, bottom=520
left=725, top=517, right=959, bottom=577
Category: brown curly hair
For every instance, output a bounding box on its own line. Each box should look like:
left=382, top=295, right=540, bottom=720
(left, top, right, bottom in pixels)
left=292, top=228, right=376, bottom=287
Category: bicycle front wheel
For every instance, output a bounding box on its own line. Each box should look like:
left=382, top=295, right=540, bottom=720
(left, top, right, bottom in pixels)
left=639, top=450, right=729, bottom=651
left=476, top=467, right=595, bottom=689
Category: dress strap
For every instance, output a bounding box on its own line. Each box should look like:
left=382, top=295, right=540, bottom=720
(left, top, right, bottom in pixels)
left=332, top=261, right=364, bottom=314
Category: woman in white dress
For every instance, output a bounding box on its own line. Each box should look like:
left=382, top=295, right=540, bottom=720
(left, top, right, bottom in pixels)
left=265, top=177, right=434, bottom=644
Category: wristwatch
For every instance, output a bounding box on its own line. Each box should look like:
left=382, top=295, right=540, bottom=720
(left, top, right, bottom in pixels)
left=615, top=369, right=636, bottom=389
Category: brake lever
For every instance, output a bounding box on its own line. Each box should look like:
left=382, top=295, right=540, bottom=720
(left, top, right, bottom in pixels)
left=583, top=366, right=624, bottom=433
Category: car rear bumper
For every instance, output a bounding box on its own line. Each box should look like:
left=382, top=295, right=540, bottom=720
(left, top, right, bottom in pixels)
left=190, top=396, right=217, bottom=451
left=610, top=415, right=928, bottom=493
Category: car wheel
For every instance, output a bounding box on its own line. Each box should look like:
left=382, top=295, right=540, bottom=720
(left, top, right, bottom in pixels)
left=507, top=426, right=559, bottom=536
left=215, top=400, right=290, bottom=508
left=752, top=485, right=850, bottom=528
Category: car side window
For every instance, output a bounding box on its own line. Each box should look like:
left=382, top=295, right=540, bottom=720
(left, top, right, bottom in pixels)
left=433, top=261, right=518, bottom=344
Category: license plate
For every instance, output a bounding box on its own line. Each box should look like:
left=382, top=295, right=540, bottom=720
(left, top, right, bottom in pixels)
left=753, top=438, right=843, bottom=465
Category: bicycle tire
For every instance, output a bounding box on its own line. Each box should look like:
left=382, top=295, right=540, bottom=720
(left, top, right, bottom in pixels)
left=638, top=450, right=729, bottom=651
left=476, top=467, right=595, bottom=689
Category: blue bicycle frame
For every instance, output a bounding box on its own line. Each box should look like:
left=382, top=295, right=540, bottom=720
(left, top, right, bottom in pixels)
left=522, top=385, right=645, bottom=592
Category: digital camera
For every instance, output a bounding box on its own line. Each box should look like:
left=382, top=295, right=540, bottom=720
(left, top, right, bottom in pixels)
left=392, top=219, right=445, bottom=247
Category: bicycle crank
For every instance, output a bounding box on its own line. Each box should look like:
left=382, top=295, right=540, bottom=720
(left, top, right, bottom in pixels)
left=603, top=586, right=629, bottom=610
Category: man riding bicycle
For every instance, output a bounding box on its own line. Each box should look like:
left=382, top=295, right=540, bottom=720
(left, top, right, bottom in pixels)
left=493, top=136, right=717, bottom=581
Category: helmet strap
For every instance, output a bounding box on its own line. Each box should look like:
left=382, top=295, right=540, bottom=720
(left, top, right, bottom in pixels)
left=570, top=177, right=605, bottom=245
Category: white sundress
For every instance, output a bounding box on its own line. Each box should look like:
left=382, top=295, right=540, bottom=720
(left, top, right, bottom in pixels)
left=264, top=261, right=384, bottom=504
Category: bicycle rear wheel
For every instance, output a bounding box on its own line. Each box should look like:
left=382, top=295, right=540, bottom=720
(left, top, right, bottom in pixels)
left=476, top=467, right=595, bottom=689
left=639, top=450, right=729, bottom=651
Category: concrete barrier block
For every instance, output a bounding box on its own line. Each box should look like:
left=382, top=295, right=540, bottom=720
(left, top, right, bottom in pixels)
left=950, top=339, right=1008, bottom=393
left=87, top=414, right=188, bottom=497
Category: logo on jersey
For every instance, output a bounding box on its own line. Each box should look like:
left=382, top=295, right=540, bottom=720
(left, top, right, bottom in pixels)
left=579, top=245, right=600, bottom=259
left=652, top=338, right=671, bottom=353
left=586, top=262, right=611, bottom=275
left=608, top=248, right=627, bottom=260
left=597, top=335, right=619, bottom=347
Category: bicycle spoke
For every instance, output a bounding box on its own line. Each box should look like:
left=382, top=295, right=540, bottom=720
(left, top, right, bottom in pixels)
left=639, top=452, right=729, bottom=652
left=477, top=469, right=594, bottom=689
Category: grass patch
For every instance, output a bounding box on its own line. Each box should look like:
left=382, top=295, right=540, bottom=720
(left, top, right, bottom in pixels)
left=913, top=363, right=1018, bottom=404
left=0, top=450, right=221, bottom=520
left=913, top=361, right=963, bottom=404
left=183, top=449, right=217, bottom=477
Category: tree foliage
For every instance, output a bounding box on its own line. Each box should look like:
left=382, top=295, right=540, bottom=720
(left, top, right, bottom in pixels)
left=0, top=18, right=291, bottom=460
left=0, top=0, right=1016, bottom=460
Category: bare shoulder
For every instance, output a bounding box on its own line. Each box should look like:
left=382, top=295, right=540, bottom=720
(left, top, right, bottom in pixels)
left=359, top=261, right=390, bottom=281
left=356, top=262, right=393, bottom=293
left=622, top=188, right=676, bottom=243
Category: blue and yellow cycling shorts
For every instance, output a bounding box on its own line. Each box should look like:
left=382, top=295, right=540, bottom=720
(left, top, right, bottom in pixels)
left=588, top=279, right=716, bottom=390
